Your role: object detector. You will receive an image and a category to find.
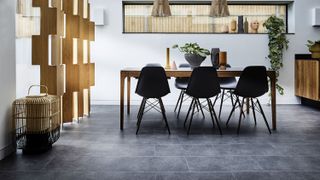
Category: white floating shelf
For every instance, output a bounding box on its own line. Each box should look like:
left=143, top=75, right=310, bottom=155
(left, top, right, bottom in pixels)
left=313, top=8, right=320, bottom=27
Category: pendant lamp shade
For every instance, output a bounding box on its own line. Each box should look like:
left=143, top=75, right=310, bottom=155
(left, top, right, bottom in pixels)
left=152, top=0, right=172, bottom=17
left=210, top=0, right=230, bottom=17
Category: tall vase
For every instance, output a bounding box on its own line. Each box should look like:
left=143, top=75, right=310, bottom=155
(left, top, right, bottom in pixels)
left=244, top=18, right=249, bottom=33
left=238, top=16, right=244, bottom=33
left=211, top=48, right=220, bottom=68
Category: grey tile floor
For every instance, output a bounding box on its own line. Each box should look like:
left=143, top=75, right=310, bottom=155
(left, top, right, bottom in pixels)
left=1, top=105, right=320, bottom=180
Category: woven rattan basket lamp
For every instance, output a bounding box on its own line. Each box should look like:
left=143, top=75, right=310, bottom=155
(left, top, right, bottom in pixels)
left=210, top=0, right=230, bottom=17
left=12, top=85, right=61, bottom=153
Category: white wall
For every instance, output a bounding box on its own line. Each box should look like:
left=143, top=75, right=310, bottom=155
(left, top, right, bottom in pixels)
left=16, top=0, right=320, bottom=106
left=0, top=0, right=16, bottom=160
left=88, top=0, right=320, bottom=105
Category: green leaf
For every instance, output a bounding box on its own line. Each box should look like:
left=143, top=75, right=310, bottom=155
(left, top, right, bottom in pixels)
left=264, top=16, right=289, bottom=96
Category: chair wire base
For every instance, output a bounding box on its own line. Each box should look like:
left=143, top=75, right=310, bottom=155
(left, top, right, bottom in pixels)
left=226, top=96, right=272, bottom=134
left=136, top=98, right=171, bottom=135
left=184, top=97, right=223, bottom=135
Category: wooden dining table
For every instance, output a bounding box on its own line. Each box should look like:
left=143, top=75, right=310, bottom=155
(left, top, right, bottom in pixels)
left=120, top=67, right=277, bottom=131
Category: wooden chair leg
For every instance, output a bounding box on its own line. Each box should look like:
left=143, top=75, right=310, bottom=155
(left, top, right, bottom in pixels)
left=137, top=98, right=145, bottom=119
left=226, top=96, right=239, bottom=126
left=236, top=96, right=246, bottom=119
left=136, top=98, right=147, bottom=134
left=237, top=97, right=245, bottom=134
left=207, top=98, right=215, bottom=128
left=174, top=91, right=183, bottom=112
left=184, top=99, right=195, bottom=128
left=251, top=98, right=257, bottom=125
left=256, top=99, right=272, bottom=134
left=137, top=98, right=147, bottom=125
left=209, top=99, right=222, bottom=135
left=219, top=89, right=225, bottom=119
left=230, top=92, right=235, bottom=107
left=187, top=100, right=197, bottom=135
left=213, top=94, right=219, bottom=106
left=196, top=99, right=205, bottom=119
left=159, top=98, right=171, bottom=134
left=177, top=91, right=185, bottom=118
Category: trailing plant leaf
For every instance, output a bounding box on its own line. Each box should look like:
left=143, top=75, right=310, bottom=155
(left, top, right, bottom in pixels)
left=306, top=40, right=320, bottom=49
left=263, top=16, right=289, bottom=96
left=172, top=43, right=210, bottom=57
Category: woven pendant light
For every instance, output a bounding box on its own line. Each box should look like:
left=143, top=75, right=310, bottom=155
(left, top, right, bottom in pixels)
left=210, top=0, right=230, bottom=17
left=16, top=0, right=23, bottom=14
left=152, top=0, right=171, bottom=17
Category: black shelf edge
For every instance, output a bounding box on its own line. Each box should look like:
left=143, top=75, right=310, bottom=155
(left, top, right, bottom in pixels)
left=122, top=32, right=295, bottom=35
left=295, top=54, right=320, bottom=60
left=123, top=1, right=294, bottom=5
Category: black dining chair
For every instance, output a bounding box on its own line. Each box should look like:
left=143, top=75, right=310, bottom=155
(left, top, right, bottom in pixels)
left=135, top=66, right=171, bottom=134
left=184, top=67, right=222, bottom=135
left=174, top=64, right=205, bottom=119
left=210, top=57, right=239, bottom=119
left=215, top=77, right=238, bottom=118
left=226, top=66, right=272, bottom=134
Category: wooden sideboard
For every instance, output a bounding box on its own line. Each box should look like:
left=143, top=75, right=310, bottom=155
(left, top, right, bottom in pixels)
left=295, top=54, right=320, bottom=101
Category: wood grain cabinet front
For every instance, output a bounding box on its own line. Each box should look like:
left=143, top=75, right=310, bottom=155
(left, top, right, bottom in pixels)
left=295, top=55, right=320, bottom=101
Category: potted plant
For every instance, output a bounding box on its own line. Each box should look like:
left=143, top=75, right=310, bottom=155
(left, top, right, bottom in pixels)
left=263, top=16, right=289, bottom=96
left=307, top=40, right=320, bottom=59
left=172, top=43, right=210, bottom=69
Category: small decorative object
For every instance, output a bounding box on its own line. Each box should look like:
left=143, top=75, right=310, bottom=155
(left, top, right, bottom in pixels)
left=152, top=0, right=171, bottom=17
left=12, top=85, right=61, bottom=154
left=238, top=16, right=244, bottom=33
left=263, top=16, right=289, bottom=96
left=209, top=0, right=230, bottom=17
left=219, top=51, right=227, bottom=69
left=171, top=60, right=177, bottom=70
left=244, top=17, right=249, bottom=33
left=211, top=48, right=220, bottom=68
left=250, top=20, right=260, bottom=33
left=172, top=43, right=210, bottom=69
left=165, top=48, right=171, bottom=69
left=307, top=40, right=320, bottom=59
left=230, top=19, right=237, bottom=33
left=221, top=25, right=229, bottom=33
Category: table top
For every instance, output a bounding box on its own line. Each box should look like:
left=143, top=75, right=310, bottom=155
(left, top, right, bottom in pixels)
left=121, top=67, right=276, bottom=78
left=121, top=67, right=274, bottom=72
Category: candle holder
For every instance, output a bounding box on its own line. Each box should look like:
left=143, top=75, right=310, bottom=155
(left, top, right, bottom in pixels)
left=165, top=48, right=171, bottom=69
left=219, top=51, right=227, bottom=70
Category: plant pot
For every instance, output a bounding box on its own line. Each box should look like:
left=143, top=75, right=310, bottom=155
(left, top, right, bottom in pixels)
left=184, top=54, right=206, bottom=69
left=310, top=43, right=320, bottom=59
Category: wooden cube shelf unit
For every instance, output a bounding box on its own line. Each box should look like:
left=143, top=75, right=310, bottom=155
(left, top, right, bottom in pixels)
left=31, top=0, right=95, bottom=123
left=295, top=54, right=320, bottom=101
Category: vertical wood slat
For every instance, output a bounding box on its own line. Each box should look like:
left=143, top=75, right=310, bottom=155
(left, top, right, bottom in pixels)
left=62, top=0, right=95, bottom=122
left=31, top=0, right=65, bottom=97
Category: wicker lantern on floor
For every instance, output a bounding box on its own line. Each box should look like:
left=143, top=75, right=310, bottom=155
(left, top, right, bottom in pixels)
left=12, top=85, right=61, bottom=153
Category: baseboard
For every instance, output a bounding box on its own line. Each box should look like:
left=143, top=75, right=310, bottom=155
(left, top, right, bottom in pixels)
left=301, top=98, right=320, bottom=109
left=0, top=144, right=15, bottom=160
left=92, top=97, right=300, bottom=106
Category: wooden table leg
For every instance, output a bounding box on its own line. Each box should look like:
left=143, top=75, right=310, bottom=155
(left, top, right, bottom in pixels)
left=127, top=77, right=131, bottom=114
left=271, top=74, right=277, bottom=130
left=120, top=73, right=125, bottom=130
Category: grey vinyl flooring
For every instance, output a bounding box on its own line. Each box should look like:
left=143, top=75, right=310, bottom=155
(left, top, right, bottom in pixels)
left=1, top=104, right=320, bottom=180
